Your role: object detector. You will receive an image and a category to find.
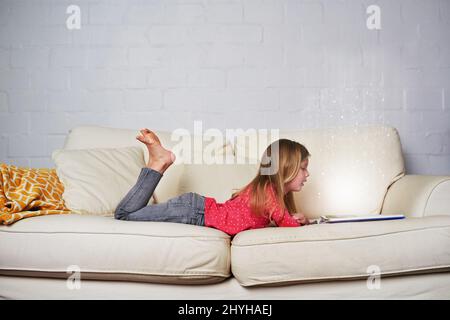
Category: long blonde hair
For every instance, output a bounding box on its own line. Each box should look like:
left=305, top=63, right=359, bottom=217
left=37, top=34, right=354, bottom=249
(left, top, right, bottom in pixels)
left=231, top=139, right=310, bottom=221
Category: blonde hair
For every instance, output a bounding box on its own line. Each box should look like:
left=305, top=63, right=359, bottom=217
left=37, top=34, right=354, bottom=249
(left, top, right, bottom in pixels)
left=231, top=139, right=311, bottom=221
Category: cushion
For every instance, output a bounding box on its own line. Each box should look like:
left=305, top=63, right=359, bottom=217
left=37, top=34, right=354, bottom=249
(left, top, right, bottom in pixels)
left=232, top=125, right=405, bottom=218
left=52, top=146, right=148, bottom=216
left=178, top=163, right=259, bottom=203
left=62, top=125, right=234, bottom=202
left=230, top=216, right=450, bottom=286
left=63, top=126, right=152, bottom=161
left=0, top=214, right=231, bottom=285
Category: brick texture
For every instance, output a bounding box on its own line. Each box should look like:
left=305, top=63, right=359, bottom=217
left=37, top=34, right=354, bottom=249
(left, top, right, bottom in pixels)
left=0, top=0, right=448, bottom=174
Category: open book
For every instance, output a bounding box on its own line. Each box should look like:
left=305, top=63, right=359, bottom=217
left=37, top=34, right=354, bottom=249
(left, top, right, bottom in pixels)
left=310, top=214, right=405, bottom=224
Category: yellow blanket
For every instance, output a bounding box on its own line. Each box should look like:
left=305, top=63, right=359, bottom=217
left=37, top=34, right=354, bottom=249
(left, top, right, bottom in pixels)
left=0, top=164, right=70, bottom=225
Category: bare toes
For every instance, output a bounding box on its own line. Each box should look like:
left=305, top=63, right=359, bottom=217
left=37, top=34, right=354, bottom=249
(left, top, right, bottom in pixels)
left=136, top=135, right=144, bottom=142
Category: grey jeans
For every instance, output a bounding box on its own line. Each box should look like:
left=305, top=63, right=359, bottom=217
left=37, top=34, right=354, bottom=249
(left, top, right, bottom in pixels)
left=115, top=167, right=206, bottom=226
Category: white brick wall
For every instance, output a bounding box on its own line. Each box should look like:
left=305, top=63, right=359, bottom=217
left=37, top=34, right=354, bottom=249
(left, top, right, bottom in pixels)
left=0, top=0, right=449, bottom=174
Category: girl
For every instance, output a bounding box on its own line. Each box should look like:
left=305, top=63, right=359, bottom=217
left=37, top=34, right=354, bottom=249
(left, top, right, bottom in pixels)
left=115, top=128, right=311, bottom=236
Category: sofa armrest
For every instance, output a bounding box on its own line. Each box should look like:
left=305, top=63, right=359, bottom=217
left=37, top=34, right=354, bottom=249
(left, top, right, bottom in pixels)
left=381, top=175, right=450, bottom=218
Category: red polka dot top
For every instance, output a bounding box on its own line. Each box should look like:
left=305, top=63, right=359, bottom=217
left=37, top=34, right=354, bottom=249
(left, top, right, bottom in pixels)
left=203, top=183, right=300, bottom=236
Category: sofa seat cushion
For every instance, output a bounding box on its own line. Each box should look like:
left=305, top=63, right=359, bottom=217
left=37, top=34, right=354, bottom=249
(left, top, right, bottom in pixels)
left=0, top=214, right=231, bottom=285
left=231, top=216, right=450, bottom=287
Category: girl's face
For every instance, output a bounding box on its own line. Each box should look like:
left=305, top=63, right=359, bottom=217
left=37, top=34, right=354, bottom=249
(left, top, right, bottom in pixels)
left=284, top=158, right=309, bottom=194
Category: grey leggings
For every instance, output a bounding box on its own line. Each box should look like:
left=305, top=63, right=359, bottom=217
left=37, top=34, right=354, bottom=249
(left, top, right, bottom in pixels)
left=115, top=167, right=206, bottom=226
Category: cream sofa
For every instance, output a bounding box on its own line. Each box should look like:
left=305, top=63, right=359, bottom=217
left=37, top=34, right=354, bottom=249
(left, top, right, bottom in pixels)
left=1, top=125, right=450, bottom=300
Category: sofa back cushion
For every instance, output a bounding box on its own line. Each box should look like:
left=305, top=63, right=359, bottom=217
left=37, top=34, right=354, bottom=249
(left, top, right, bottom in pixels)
left=178, top=163, right=258, bottom=203
left=60, top=125, right=405, bottom=218
left=233, top=125, right=405, bottom=218
left=63, top=126, right=192, bottom=204
left=64, top=126, right=149, bottom=156
left=62, top=126, right=234, bottom=203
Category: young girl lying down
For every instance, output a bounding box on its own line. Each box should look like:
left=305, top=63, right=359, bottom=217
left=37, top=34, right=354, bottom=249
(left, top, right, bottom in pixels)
left=115, top=129, right=311, bottom=236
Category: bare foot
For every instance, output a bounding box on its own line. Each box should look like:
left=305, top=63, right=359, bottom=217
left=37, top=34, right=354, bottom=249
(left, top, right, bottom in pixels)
left=136, top=128, right=176, bottom=174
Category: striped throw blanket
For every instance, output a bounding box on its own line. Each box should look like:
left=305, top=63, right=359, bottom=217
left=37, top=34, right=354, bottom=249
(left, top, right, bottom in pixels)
left=0, top=164, right=70, bottom=225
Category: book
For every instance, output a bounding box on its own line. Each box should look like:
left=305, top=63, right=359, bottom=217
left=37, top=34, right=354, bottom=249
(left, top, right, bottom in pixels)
left=310, top=214, right=405, bottom=224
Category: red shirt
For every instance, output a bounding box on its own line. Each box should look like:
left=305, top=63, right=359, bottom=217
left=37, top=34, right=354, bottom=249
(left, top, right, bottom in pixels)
left=204, top=184, right=300, bottom=236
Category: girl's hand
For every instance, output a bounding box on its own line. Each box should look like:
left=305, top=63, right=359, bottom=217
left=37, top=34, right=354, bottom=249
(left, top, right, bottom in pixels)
left=293, top=212, right=310, bottom=225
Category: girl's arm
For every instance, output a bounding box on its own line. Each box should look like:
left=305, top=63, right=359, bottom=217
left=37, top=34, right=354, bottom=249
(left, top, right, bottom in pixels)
left=292, top=212, right=310, bottom=225
left=266, top=189, right=300, bottom=227
left=271, top=208, right=301, bottom=227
